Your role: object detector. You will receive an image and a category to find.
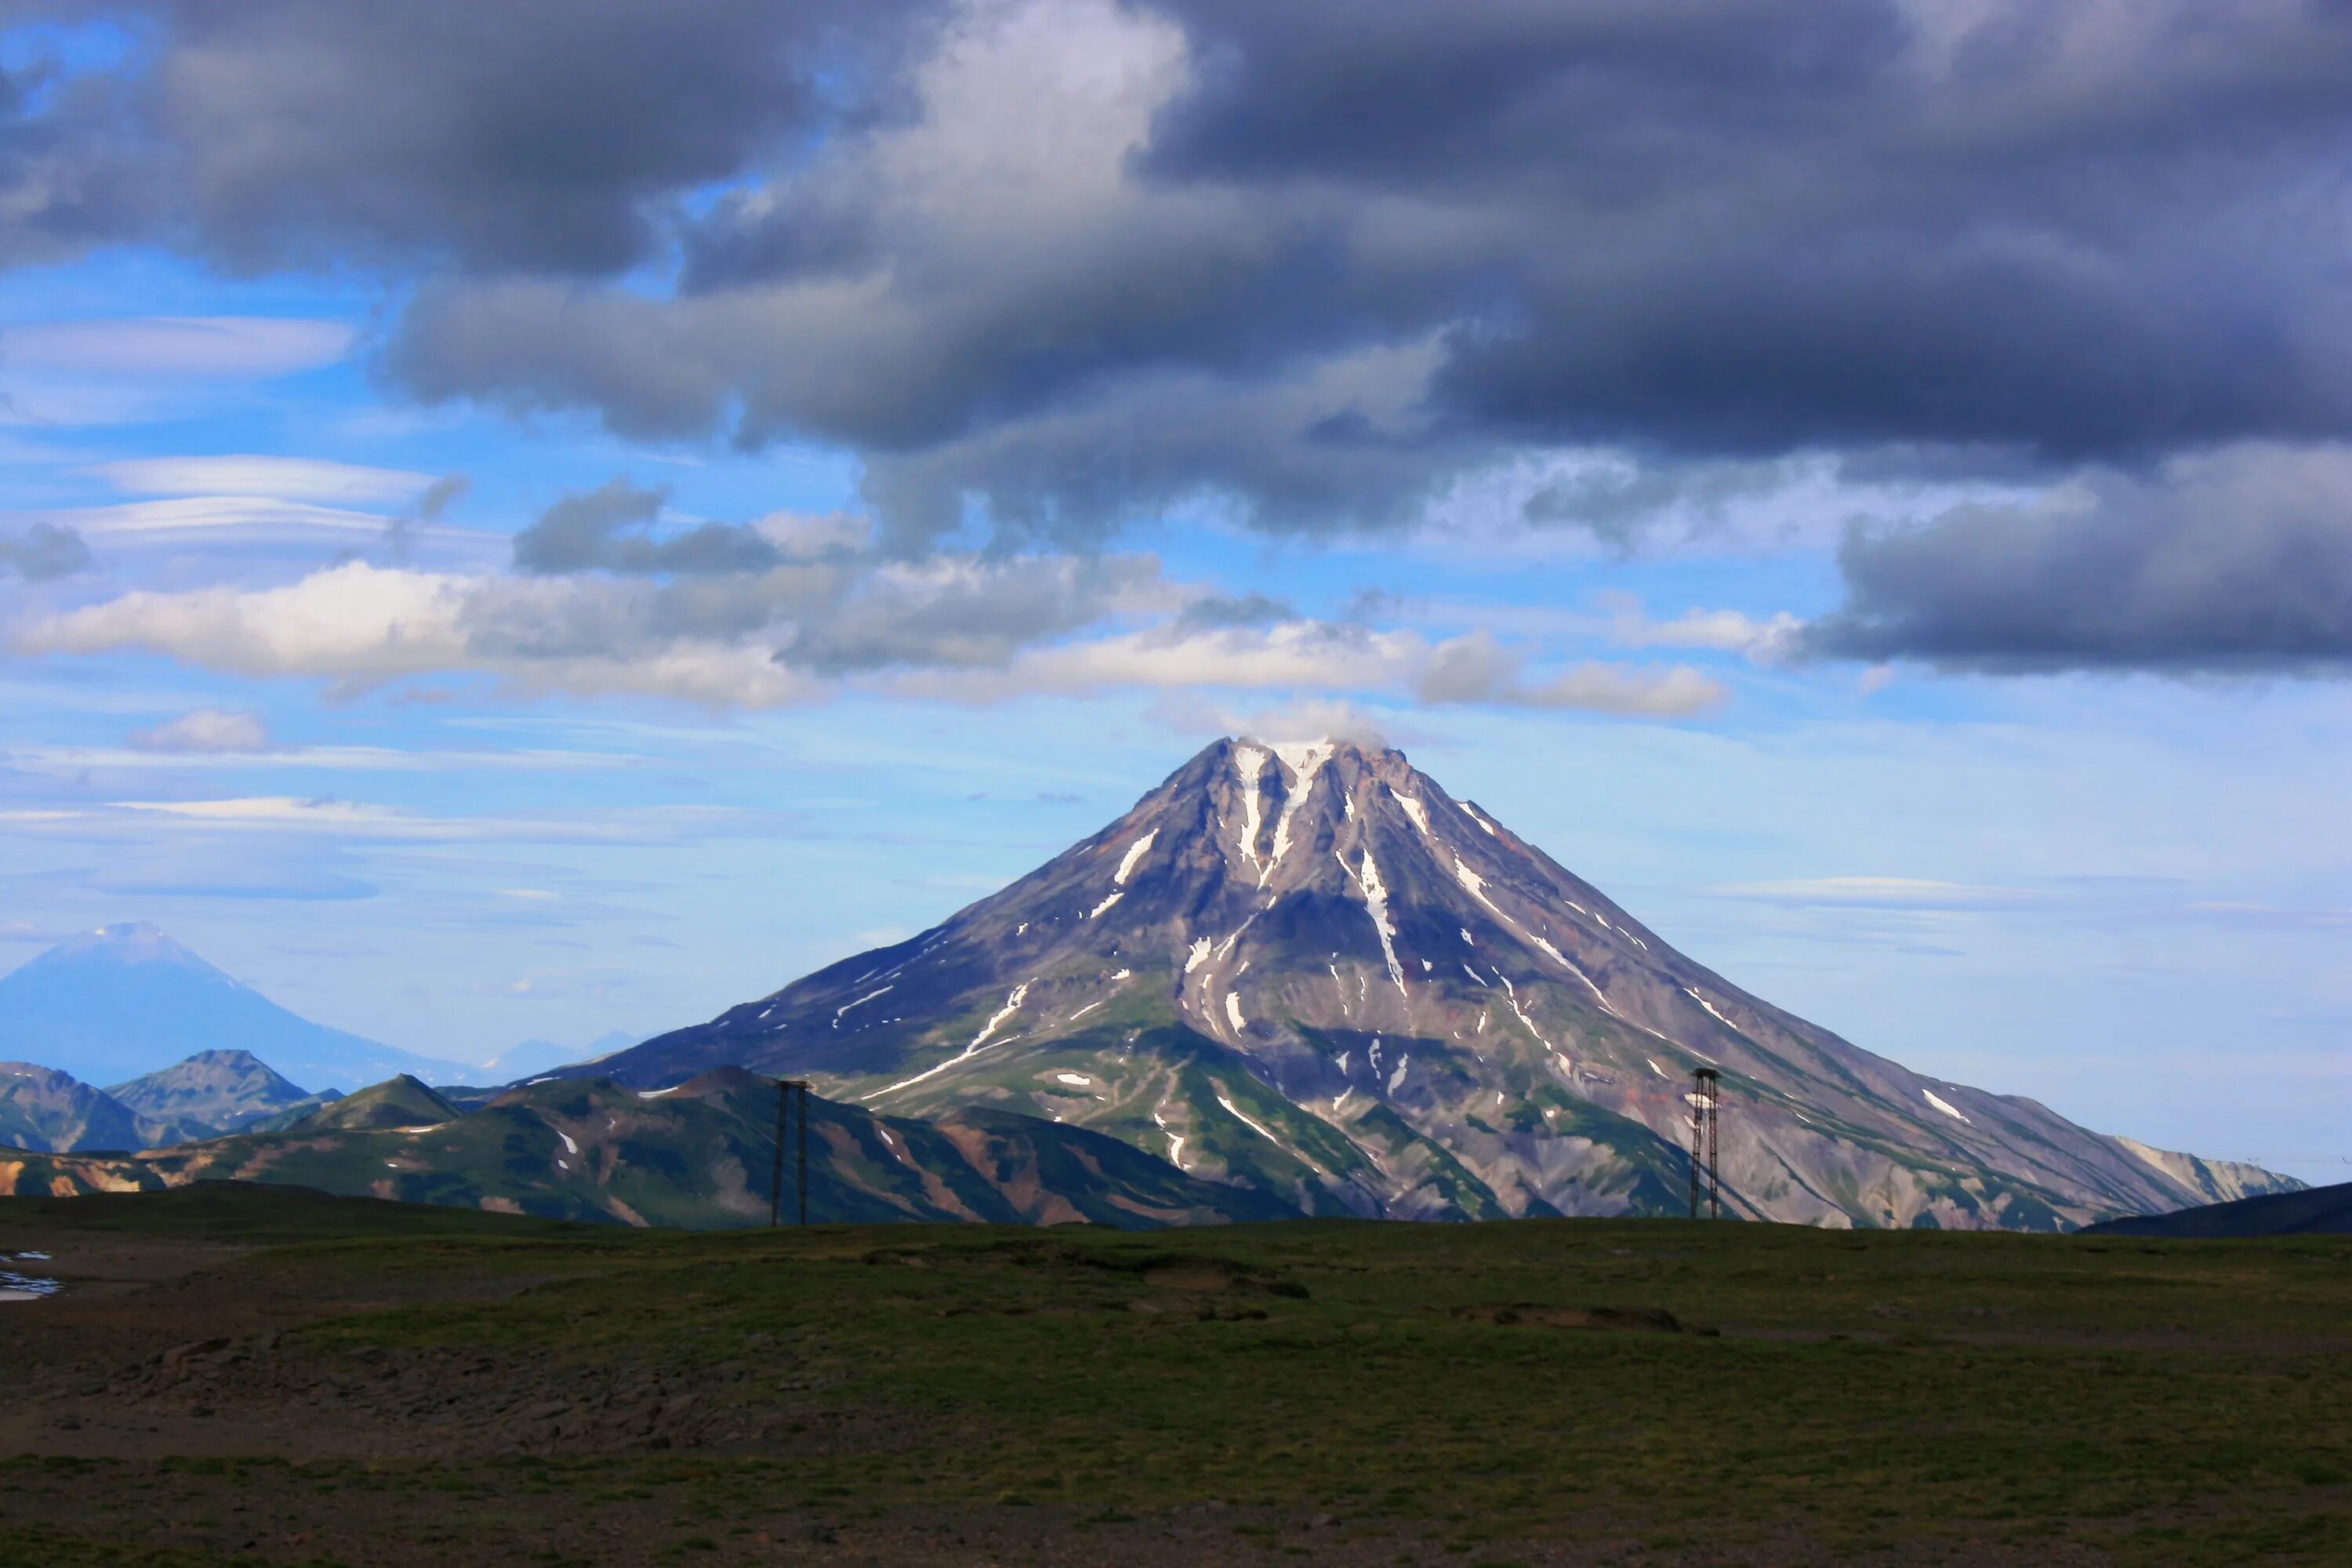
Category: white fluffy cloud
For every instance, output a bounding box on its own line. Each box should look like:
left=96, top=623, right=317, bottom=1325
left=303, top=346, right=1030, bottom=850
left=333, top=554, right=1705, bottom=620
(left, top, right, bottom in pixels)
left=14, top=555, right=1731, bottom=718
left=1416, top=630, right=1724, bottom=717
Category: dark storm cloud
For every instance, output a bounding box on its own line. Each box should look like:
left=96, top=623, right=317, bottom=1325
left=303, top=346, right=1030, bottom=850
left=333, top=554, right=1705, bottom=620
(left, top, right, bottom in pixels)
left=2, top=0, right=922, bottom=274
left=13, top=0, right=2352, bottom=675
left=1807, top=445, right=2352, bottom=671
left=0, top=521, right=92, bottom=580
left=377, top=0, right=2352, bottom=537
left=0, top=38, right=161, bottom=268
left=1138, top=0, right=2352, bottom=461
left=20, top=0, right=2352, bottom=479
left=512, top=479, right=782, bottom=577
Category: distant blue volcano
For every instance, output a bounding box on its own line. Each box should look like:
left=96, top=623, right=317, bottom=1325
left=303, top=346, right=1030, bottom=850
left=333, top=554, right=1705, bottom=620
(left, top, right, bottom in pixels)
left=0, top=924, right=473, bottom=1091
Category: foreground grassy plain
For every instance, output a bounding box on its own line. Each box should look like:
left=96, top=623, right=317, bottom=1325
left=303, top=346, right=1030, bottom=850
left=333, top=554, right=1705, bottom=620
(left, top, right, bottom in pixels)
left=2, top=1185, right=2346, bottom=1566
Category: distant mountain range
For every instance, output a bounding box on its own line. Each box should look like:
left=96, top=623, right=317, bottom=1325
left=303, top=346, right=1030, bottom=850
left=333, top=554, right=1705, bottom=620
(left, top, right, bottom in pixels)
left=2, top=1069, right=1294, bottom=1229
left=0, top=924, right=475, bottom=1091
left=0, top=924, right=647, bottom=1095
left=474, top=1031, right=640, bottom=1084
left=585, top=737, right=2300, bottom=1230
left=2, top=1050, right=334, bottom=1152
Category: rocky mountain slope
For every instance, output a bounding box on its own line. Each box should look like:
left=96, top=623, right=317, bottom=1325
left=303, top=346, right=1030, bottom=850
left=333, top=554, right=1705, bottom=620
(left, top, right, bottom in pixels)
left=0, top=1070, right=1296, bottom=1229
left=591, top=738, right=2293, bottom=1231
left=2105, top=1135, right=2303, bottom=1207
left=105, top=1050, right=317, bottom=1143
left=0, top=924, right=473, bottom=1090
left=285, top=1075, right=458, bottom=1133
left=1, top=1062, right=147, bottom=1153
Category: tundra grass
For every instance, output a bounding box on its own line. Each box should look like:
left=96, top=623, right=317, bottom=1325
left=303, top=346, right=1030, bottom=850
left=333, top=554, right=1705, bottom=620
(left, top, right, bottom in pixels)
left=5, top=1199, right=2348, bottom=1564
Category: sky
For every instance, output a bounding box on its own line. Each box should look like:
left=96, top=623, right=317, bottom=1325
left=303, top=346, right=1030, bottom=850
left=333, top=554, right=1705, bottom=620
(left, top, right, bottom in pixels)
left=0, top=0, right=2346, bottom=1183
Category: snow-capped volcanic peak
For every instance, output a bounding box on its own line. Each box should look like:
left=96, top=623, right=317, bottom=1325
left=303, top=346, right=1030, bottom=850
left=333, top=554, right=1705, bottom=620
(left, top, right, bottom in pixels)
left=618, top=735, right=1637, bottom=1070
left=595, top=736, right=2274, bottom=1231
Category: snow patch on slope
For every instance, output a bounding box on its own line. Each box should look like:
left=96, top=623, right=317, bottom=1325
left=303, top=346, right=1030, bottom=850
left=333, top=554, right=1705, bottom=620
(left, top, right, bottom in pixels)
left=1685, top=987, right=1741, bottom=1034
left=1396, top=793, right=1431, bottom=837
left=1217, top=1093, right=1284, bottom=1148
left=1114, top=829, right=1157, bottom=886
left=1350, top=848, right=1408, bottom=995
left=834, top=985, right=892, bottom=1027
left=1454, top=855, right=1615, bottom=1013
left=1152, top=1109, right=1185, bottom=1169
left=1231, top=745, right=1269, bottom=873
left=867, top=982, right=1031, bottom=1099
left=1924, top=1088, right=1973, bottom=1124
left=1268, top=742, right=1332, bottom=871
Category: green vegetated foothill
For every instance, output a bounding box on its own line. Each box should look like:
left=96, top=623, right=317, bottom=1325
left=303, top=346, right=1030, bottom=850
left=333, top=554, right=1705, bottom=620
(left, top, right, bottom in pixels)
left=2, top=1185, right=2347, bottom=1566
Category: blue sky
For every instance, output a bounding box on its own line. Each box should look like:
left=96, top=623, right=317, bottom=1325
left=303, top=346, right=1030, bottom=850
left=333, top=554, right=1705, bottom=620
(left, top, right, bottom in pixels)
left=2, top=1, right=2347, bottom=1183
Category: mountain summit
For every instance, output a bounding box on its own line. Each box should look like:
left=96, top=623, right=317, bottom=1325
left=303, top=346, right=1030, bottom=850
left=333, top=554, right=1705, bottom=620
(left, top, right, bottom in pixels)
left=596, top=738, right=2291, bottom=1228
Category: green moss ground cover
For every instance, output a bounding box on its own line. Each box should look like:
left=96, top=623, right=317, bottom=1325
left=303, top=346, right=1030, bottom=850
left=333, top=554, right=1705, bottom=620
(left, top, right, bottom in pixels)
left=2, top=1192, right=2346, bottom=1564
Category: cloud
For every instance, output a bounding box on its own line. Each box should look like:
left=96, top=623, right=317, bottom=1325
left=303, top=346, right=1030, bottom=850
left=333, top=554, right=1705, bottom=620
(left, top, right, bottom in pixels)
left=414, top=474, right=470, bottom=521
left=16, top=554, right=1726, bottom=720
left=1415, top=630, right=1725, bottom=717
left=0, top=316, right=354, bottom=376
left=89, top=455, right=435, bottom=504
left=1809, top=443, right=2352, bottom=671
left=15, top=561, right=828, bottom=707
left=0, top=521, right=91, bottom=579
left=24, top=495, right=405, bottom=545
left=1214, top=697, right=1394, bottom=750
left=127, top=708, right=272, bottom=753
left=784, top=554, right=1163, bottom=674
left=366, top=0, right=2352, bottom=550
left=384, top=471, right=473, bottom=562
left=1602, top=597, right=1802, bottom=663
left=5, top=793, right=783, bottom=848
left=1172, top=592, right=1293, bottom=632
left=511, top=477, right=782, bottom=575
left=20, top=2, right=912, bottom=276
left=9, top=0, right=2350, bottom=675
left=6, top=741, right=640, bottom=775
left=1705, top=876, right=2049, bottom=911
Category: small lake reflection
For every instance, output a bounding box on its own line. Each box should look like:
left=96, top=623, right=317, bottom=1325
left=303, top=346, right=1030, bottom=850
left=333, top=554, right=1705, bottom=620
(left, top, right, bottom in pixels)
left=2, top=1252, right=60, bottom=1301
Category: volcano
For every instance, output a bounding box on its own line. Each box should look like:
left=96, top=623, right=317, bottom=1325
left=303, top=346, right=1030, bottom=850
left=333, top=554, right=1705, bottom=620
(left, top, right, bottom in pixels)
left=590, top=739, right=2292, bottom=1229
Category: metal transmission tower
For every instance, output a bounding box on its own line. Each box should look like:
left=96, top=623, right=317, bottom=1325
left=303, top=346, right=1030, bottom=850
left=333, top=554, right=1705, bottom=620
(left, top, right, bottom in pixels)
left=1688, top=1067, right=1722, bottom=1219
left=770, top=1079, right=811, bottom=1227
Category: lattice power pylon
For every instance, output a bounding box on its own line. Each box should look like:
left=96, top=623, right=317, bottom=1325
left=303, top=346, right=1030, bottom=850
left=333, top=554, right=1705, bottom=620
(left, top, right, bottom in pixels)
left=771, top=1078, right=811, bottom=1226
left=1688, top=1067, right=1721, bottom=1219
